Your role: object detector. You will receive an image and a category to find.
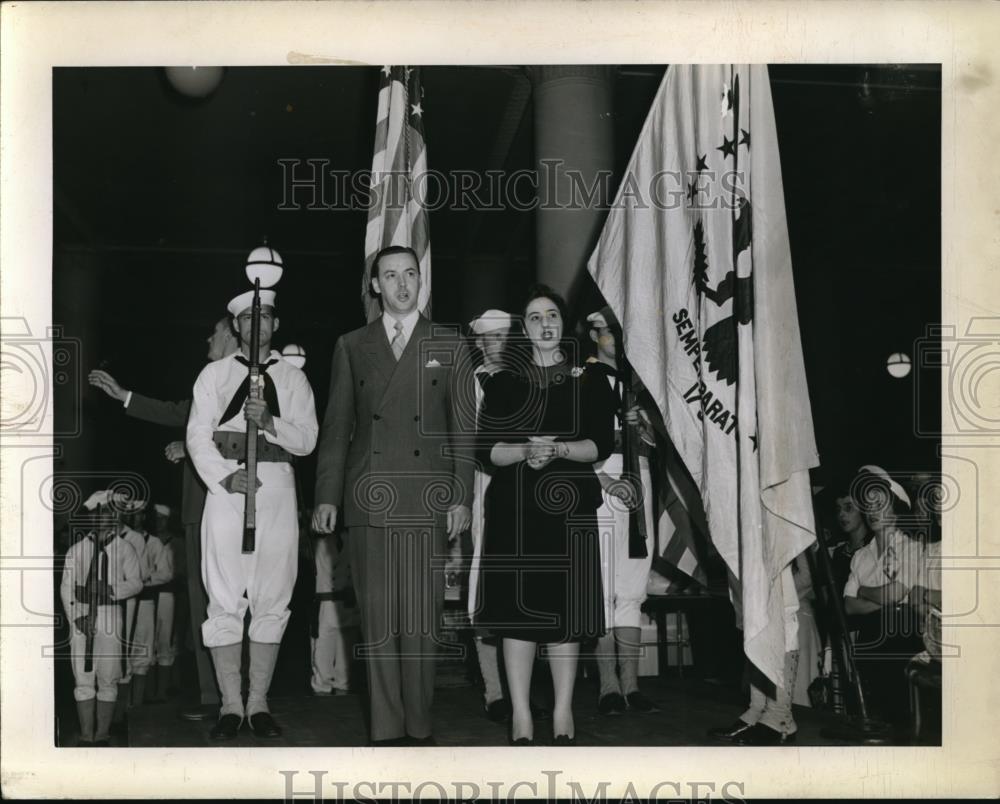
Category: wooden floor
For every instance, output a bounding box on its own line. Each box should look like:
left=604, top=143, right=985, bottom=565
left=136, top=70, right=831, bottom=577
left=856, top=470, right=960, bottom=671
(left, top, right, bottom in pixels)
left=114, top=674, right=863, bottom=748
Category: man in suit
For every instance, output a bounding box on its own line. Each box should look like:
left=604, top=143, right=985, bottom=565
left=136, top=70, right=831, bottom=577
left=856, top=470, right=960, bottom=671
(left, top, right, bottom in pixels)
left=87, top=316, right=238, bottom=720
left=312, top=245, right=475, bottom=746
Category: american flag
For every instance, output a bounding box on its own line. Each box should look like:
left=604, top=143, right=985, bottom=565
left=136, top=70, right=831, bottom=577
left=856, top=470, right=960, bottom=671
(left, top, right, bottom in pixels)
left=362, top=65, right=432, bottom=323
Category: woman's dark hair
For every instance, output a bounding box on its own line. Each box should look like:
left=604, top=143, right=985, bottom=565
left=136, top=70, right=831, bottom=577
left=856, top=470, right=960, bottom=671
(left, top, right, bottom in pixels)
left=503, top=284, right=583, bottom=375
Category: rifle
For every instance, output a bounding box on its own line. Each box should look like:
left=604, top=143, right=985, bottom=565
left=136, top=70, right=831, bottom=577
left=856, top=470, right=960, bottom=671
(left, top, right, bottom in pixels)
left=620, top=357, right=649, bottom=559
left=243, top=278, right=262, bottom=554
left=82, top=504, right=115, bottom=672
left=83, top=534, right=100, bottom=673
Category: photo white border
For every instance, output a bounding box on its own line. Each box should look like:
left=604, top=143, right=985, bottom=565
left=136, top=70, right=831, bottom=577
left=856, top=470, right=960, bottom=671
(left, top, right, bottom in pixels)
left=2, top=0, right=999, bottom=798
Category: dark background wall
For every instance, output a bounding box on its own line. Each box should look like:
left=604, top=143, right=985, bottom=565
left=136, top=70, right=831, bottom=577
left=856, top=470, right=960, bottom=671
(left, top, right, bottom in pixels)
left=52, top=64, right=940, bottom=509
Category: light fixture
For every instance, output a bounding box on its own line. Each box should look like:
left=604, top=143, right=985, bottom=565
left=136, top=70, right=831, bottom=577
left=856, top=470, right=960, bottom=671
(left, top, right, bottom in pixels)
left=164, top=66, right=224, bottom=99
left=245, top=245, right=283, bottom=288
left=887, top=352, right=912, bottom=379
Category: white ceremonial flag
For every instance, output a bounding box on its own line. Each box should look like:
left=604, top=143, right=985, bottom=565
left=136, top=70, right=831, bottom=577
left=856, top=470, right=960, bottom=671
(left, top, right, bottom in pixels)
left=587, top=65, right=820, bottom=688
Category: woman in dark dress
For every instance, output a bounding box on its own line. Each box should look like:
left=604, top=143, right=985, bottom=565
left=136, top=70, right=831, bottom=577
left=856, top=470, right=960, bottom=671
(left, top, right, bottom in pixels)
left=477, top=286, right=617, bottom=744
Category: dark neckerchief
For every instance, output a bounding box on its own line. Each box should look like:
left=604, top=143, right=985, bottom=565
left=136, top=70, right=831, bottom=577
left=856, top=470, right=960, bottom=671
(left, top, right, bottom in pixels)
left=219, top=355, right=281, bottom=426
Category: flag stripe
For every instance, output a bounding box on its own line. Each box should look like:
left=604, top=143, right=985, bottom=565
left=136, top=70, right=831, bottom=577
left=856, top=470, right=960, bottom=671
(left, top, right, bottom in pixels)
left=363, top=66, right=432, bottom=323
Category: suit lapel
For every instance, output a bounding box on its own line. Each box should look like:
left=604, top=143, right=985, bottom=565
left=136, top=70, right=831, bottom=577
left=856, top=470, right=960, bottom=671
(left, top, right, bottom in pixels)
left=361, top=319, right=396, bottom=383
left=377, top=316, right=431, bottom=414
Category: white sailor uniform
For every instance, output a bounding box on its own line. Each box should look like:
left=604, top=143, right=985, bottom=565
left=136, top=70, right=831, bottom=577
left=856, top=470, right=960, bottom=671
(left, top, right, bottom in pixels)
left=118, top=525, right=148, bottom=685
left=130, top=531, right=175, bottom=675
left=187, top=350, right=318, bottom=648
left=593, top=368, right=656, bottom=630
left=60, top=532, right=143, bottom=702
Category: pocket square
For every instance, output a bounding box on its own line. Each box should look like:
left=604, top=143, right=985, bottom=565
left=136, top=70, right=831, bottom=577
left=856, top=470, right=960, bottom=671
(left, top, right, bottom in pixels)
left=425, top=359, right=442, bottom=367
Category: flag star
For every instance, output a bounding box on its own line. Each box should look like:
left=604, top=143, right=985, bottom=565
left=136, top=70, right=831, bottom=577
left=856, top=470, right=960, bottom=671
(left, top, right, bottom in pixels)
left=739, top=128, right=750, bottom=148
left=381, top=65, right=392, bottom=77
left=686, top=180, right=699, bottom=205
left=411, top=101, right=423, bottom=118
left=750, top=432, right=758, bottom=451
left=695, top=153, right=708, bottom=172
left=717, top=136, right=736, bottom=159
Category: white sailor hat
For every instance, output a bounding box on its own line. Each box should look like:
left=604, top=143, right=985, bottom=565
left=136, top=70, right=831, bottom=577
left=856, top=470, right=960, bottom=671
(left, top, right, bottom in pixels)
left=82, top=490, right=111, bottom=511
left=857, top=464, right=911, bottom=508
left=586, top=306, right=619, bottom=331
left=82, top=489, right=142, bottom=517
left=153, top=504, right=172, bottom=517
left=121, top=497, right=147, bottom=514
left=227, top=289, right=276, bottom=317
left=282, top=343, right=306, bottom=369
left=469, top=309, right=512, bottom=336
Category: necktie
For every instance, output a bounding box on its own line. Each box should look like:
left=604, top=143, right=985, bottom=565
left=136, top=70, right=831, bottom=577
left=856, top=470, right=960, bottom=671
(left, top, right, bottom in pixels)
left=391, top=321, right=406, bottom=361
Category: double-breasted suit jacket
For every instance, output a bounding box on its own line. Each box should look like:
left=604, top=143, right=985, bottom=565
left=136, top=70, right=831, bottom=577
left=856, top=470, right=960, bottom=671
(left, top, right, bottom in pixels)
left=314, top=315, right=476, bottom=741
left=315, top=316, right=476, bottom=529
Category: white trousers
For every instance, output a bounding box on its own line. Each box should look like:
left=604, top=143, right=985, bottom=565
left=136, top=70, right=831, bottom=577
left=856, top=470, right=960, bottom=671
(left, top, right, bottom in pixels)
left=70, top=605, right=123, bottom=702
left=467, top=469, right=491, bottom=622
left=131, top=593, right=177, bottom=672
left=596, top=454, right=655, bottom=629
left=311, top=534, right=358, bottom=693
left=201, top=476, right=299, bottom=648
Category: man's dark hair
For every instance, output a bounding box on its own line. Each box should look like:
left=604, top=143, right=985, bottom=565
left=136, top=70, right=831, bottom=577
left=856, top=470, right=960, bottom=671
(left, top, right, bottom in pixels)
left=369, top=245, right=420, bottom=295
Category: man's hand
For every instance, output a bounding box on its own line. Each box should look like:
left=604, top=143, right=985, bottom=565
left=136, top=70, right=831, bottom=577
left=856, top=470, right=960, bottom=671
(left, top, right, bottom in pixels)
left=244, top=399, right=276, bottom=435
left=610, top=476, right=640, bottom=508
left=220, top=469, right=262, bottom=495
left=88, top=369, right=128, bottom=402
left=447, top=504, right=471, bottom=538
left=74, top=615, right=94, bottom=635
left=165, top=441, right=186, bottom=463
left=312, top=504, right=338, bottom=534
left=624, top=404, right=655, bottom=443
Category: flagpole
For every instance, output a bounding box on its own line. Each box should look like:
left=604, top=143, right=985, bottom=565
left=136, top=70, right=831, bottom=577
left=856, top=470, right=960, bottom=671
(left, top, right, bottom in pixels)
left=810, top=506, right=894, bottom=744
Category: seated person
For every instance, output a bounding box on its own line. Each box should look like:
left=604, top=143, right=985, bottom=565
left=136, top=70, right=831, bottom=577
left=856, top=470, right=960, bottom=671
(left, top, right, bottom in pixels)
left=829, top=479, right=873, bottom=598
left=843, top=465, right=925, bottom=728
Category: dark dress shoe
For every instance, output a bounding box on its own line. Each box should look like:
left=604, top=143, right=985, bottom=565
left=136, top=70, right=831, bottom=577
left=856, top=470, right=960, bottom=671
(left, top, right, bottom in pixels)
left=210, top=714, right=242, bottom=741
left=707, top=719, right=753, bottom=741
left=598, top=692, right=627, bottom=716
left=553, top=734, right=576, bottom=746
left=407, top=735, right=436, bottom=746
left=733, top=723, right=796, bottom=746
left=508, top=736, right=534, bottom=746
left=625, top=691, right=660, bottom=713
left=248, top=712, right=282, bottom=738
left=484, top=698, right=512, bottom=723
left=76, top=738, right=95, bottom=747
left=93, top=739, right=110, bottom=747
